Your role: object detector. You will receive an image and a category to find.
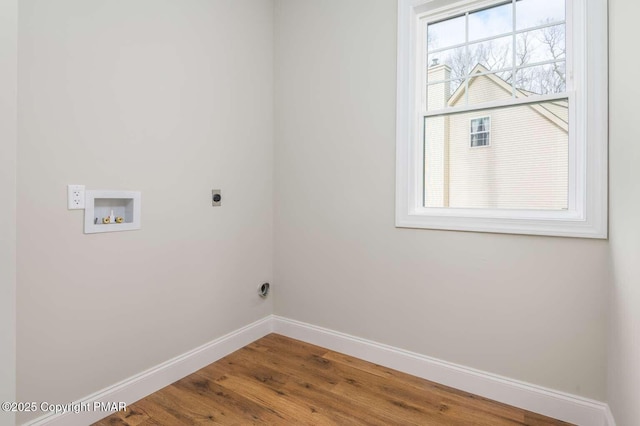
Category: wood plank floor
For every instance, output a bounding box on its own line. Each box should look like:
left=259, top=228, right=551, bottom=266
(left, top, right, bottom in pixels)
left=95, top=334, right=572, bottom=425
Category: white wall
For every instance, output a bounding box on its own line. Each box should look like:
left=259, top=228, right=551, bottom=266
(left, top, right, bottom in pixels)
left=17, top=0, right=274, bottom=423
left=274, top=0, right=609, bottom=400
left=607, top=0, right=640, bottom=424
left=0, top=0, right=17, bottom=424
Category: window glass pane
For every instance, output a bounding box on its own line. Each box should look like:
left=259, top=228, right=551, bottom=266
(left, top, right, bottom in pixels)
left=516, top=62, right=566, bottom=94
left=471, top=119, right=480, bottom=133
left=469, top=2, right=513, bottom=41
left=516, top=0, right=565, bottom=31
left=423, top=101, right=569, bottom=210
left=427, top=46, right=468, bottom=82
left=427, top=78, right=465, bottom=111
left=471, top=117, right=490, bottom=133
left=466, top=72, right=514, bottom=106
left=427, top=15, right=465, bottom=51
left=471, top=133, right=490, bottom=147
left=516, top=24, right=565, bottom=64
left=467, top=35, right=513, bottom=72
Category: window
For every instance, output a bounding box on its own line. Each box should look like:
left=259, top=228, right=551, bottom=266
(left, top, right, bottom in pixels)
left=470, top=117, right=490, bottom=147
left=396, top=0, right=608, bottom=238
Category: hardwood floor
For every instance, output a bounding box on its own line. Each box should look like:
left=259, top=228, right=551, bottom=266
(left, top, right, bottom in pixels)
left=95, top=334, right=572, bottom=425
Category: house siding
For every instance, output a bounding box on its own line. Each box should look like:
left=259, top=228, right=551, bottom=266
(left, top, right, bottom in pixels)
left=425, top=67, right=568, bottom=210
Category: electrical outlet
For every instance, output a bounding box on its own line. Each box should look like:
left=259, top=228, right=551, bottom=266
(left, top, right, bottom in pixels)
left=68, top=185, right=85, bottom=209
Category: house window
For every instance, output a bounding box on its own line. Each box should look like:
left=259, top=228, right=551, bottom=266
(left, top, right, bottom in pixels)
left=470, top=117, right=490, bottom=147
left=397, top=0, right=608, bottom=238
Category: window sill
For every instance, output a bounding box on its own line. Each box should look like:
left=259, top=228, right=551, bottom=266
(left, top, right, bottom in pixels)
left=395, top=207, right=607, bottom=239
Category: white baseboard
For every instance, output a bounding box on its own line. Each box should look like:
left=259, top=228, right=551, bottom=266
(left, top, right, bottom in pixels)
left=24, top=316, right=273, bottom=426
left=272, top=316, right=611, bottom=426
left=605, top=405, right=617, bottom=426
left=24, top=315, right=614, bottom=426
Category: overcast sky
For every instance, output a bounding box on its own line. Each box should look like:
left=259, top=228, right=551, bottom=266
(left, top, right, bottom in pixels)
left=428, top=0, right=565, bottom=52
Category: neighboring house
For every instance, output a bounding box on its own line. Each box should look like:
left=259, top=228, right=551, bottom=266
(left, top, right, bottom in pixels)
left=425, top=63, right=568, bottom=210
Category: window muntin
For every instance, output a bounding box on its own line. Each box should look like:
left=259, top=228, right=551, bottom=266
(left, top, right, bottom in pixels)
left=424, top=0, right=567, bottom=114
left=470, top=117, right=490, bottom=147
left=427, top=15, right=466, bottom=51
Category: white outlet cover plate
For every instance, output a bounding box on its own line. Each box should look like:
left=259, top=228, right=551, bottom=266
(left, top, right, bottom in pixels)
left=68, top=185, right=85, bottom=209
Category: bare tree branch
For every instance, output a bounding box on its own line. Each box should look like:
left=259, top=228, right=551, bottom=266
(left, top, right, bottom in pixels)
left=429, top=19, right=566, bottom=97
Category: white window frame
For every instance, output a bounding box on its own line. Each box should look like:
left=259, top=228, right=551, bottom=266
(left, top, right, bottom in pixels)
left=470, top=116, right=491, bottom=148
left=396, top=0, right=608, bottom=238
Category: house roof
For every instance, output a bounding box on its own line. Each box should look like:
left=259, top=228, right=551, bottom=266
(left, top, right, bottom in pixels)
left=447, top=64, right=568, bottom=132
